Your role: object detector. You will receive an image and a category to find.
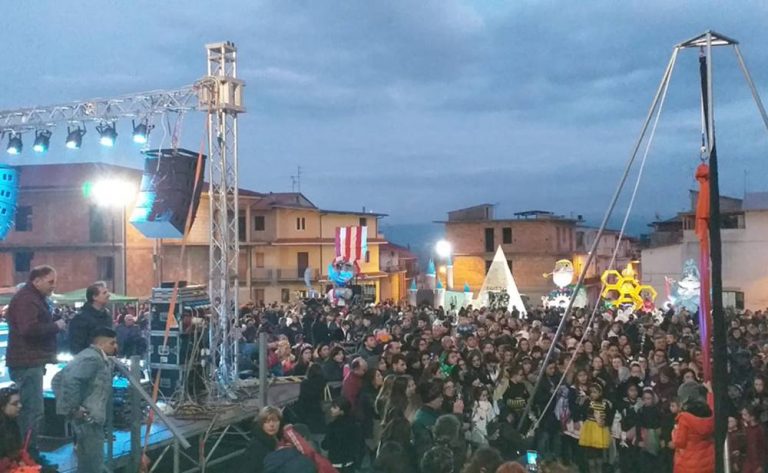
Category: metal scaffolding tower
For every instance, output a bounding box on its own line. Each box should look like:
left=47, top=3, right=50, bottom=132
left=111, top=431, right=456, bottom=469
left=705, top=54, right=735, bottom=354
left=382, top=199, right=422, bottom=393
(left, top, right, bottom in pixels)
left=200, top=42, right=244, bottom=396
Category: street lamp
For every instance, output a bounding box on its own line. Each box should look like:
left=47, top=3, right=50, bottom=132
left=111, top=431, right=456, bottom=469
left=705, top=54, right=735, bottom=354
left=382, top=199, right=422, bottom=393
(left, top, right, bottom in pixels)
left=435, top=239, right=452, bottom=259
left=89, top=179, right=137, bottom=295
left=435, top=239, right=454, bottom=290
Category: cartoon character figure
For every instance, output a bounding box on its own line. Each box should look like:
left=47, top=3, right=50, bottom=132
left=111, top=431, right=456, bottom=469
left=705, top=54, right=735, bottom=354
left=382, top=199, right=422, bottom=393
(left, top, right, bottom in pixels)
left=665, top=259, right=701, bottom=313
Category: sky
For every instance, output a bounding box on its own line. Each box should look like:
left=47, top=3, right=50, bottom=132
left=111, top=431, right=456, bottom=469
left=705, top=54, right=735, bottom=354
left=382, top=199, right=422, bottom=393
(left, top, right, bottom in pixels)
left=3, top=1, right=768, bottom=230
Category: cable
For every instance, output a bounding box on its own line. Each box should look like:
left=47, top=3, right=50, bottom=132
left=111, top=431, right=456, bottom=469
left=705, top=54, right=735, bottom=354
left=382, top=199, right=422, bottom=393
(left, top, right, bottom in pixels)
left=524, top=52, right=676, bottom=435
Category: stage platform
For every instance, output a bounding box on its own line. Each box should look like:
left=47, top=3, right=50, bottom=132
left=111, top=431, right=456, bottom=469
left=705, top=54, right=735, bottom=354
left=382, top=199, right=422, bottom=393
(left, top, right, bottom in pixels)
left=43, top=380, right=301, bottom=473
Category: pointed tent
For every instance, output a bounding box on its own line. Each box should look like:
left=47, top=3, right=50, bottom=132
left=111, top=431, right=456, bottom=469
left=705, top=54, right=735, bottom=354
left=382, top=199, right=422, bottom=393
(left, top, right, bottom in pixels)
left=409, top=279, right=418, bottom=291
left=476, top=246, right=527, bottom=314
left=436, top=279, right=443, bottom=290
left=464, top=282, right=471, bottom=293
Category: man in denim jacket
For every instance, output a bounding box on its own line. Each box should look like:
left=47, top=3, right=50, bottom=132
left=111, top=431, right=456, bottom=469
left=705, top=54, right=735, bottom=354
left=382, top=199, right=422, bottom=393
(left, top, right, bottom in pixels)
left=53, top=327, right=117, bottom=473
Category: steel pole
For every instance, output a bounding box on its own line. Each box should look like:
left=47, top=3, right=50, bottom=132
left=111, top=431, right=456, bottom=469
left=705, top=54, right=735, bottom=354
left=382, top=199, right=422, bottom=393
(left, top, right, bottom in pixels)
left=259, top=331, right=268, bottom=408
left=130, top=356, right=143, bottom=473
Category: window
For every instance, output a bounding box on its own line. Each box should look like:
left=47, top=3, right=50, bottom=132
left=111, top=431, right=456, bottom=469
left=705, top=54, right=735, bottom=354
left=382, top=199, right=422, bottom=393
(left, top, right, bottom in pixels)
left=484, top=228, right=494, bottom=252
left=97, top=256, right=115, bottom=281
left=253, top=215, right=265, bottom=231
left=723, top=291, right=745, bottom=310
left=359, top=217, right=368, bottom=227
left=13, top=251, right=33, bottom=272
left=296, top=217, right=306, bottom=231
left=238, top=215, right=246, bottom=242
left=365, top=250, right=370, bottom=263
left=253, top=288, right=265, bottom=304
left=502, top=227, right=512, bottom=244
left=254, top=252, right=265, bottom=268
left=297, top=252, right=309, bottom=278
left=15, top=206, right=32, bottom=232
left=281, top=288, right=290, bottom=303
left=89, top=206, right=108, bottom=243
left=576, top=232, right=585, bottom=250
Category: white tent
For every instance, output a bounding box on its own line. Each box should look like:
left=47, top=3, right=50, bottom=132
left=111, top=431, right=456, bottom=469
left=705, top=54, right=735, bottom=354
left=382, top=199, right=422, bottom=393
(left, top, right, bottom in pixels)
left=476, top=246, right=527, bottom=315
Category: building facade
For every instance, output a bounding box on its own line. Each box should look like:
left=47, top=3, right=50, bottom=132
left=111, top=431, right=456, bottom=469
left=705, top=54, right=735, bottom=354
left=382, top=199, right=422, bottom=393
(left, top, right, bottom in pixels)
left=441, top=205, right=579, bottom=302
left=0, top=163, right=393, bottom=304
left=641, top=192, right=768, bottom=310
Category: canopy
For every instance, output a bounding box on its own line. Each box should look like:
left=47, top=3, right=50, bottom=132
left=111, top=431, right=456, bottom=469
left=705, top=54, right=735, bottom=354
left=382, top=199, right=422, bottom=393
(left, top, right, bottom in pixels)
left=0, top=288, right=138, bottom=306
left=54, top=288, right=139, bottom=304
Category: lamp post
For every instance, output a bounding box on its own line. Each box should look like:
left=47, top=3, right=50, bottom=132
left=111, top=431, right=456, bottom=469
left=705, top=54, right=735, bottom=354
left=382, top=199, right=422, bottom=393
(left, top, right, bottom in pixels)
left=89, top=179, right=137, bottom=295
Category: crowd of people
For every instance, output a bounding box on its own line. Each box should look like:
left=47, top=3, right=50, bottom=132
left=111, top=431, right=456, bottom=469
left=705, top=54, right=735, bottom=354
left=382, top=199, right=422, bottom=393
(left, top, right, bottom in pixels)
left=1, top=264, right=768, bottom=473
left=237, top=295, right=768, bottom=473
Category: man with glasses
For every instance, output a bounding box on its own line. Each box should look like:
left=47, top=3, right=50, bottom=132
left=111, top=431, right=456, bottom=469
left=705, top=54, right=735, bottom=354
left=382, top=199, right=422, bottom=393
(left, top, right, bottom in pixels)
left=6, top=265, right=66, bottom=460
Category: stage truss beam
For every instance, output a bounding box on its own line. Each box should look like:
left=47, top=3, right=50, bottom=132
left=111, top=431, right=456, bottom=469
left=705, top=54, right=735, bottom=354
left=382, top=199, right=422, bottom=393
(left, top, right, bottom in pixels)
left=0, top=87, right=199, bottom=131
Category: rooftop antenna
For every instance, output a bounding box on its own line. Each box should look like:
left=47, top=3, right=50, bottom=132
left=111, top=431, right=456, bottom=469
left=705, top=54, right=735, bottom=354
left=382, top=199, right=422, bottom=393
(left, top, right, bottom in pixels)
left=290, top=166, right=302, bottom=192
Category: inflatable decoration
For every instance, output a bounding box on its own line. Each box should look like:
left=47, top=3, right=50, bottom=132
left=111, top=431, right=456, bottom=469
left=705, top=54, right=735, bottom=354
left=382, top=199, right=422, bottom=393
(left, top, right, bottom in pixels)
left=327, top=226, right=367, bottom=306
left=665, top=259, right=701, bottom=314
left=542, top=260, right=587, bottom=310
left=600, top=262, right=657, bottom=310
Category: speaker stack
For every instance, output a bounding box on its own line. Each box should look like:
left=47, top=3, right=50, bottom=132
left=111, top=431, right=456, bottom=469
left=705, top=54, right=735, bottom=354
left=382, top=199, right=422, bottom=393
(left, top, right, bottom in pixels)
left=130, top=148, right=206, bottom=239
left=0, top=166, right=19, bottom=240
left=147, top=284, right=210, bottom=398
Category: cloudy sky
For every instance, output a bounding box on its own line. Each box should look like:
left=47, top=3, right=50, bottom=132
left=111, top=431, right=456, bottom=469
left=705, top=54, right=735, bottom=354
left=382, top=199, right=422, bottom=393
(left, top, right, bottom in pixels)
left=3, top=1, right=768, bottom=229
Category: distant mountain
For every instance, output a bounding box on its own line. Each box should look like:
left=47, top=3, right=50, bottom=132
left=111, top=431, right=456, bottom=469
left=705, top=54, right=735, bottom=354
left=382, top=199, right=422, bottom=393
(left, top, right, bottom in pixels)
left=380, top=222, right=444, bottom=266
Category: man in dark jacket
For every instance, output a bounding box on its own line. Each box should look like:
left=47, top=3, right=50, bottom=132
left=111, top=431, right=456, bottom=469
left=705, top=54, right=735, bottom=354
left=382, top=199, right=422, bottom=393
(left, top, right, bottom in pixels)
left=68, top=282, right=113, bottom=354
left=115, top=314, right=146, bottom=357
left=6, top=265, right=66, bottom=456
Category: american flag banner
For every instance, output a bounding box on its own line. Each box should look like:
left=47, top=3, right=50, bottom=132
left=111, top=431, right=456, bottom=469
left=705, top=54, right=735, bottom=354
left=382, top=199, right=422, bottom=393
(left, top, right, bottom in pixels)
left=335, top=226, right=368, bottom=262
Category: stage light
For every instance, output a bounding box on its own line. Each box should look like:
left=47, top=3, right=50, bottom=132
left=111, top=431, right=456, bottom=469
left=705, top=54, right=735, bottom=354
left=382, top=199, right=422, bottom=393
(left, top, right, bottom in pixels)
left=65, top=126, right=86, bottom=149
left=132, top=119, right=153, bottom=144
left=435, top=239, right=452, bottom=259
left=96, top=122, right=117, bottom=147
left=6, top=133, right=22, bottom=155
left=32, top=130, right=52, bottom=153
left=91, top=178, right=137, bottom=207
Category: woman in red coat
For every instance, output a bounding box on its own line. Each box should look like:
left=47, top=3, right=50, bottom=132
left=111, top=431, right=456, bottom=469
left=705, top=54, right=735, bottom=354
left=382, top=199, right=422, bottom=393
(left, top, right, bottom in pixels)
left=741, top=406, right=766, bottom=473
left=672, top=381, right=714, bottom=473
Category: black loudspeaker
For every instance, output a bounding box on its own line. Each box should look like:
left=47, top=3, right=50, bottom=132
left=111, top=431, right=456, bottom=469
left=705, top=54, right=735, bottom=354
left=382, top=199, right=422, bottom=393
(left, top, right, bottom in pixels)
left=0, top=166, right=19, bottom=241
left=129, top=148, right=206, bottom=239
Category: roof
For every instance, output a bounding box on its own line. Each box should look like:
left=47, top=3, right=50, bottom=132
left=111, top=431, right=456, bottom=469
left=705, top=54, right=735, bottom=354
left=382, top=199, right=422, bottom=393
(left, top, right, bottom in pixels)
left=381, top=242, right=418, bottom=259
left=16, top=162, right=141, bottom=189
left=742, top=192, right=768, bottom=211
left=514, top=210, right=555, bottom=217
left=437, top=216, right=577, bottom=224
left=249, top=192, right=317, bottom=210
left=320, top=209, right=387, bottom=217
left=13, top=162, right=264, bottom=197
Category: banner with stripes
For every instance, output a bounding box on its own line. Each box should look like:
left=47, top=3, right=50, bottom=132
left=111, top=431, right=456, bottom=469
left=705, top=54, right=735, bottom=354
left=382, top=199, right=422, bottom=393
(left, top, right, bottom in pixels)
left=335, top=226, right=368, bottom=262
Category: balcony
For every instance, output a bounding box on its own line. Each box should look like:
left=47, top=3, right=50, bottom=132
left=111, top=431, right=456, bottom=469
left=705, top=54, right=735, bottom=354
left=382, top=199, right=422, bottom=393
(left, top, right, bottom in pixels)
left=251, top=268, right=321, bottom=283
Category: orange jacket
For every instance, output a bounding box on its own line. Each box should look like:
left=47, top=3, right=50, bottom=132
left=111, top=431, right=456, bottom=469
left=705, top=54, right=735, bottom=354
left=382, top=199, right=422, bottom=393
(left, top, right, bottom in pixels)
left=672, top=409, right=715, bottom=473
